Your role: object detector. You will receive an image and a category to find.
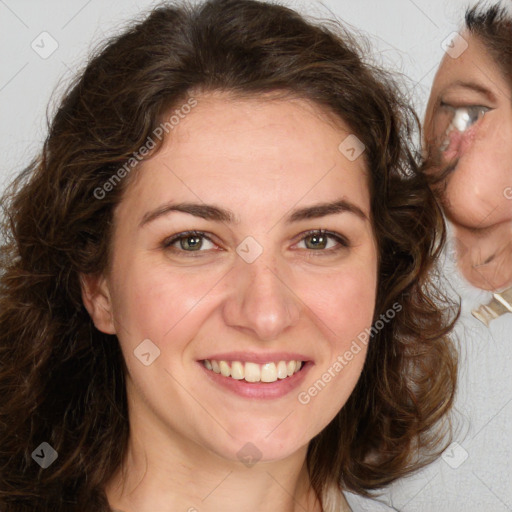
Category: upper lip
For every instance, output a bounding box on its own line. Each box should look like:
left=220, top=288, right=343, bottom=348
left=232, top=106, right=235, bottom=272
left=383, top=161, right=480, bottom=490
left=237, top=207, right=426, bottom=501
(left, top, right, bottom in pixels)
left=199, top=351, right=311, bottom=364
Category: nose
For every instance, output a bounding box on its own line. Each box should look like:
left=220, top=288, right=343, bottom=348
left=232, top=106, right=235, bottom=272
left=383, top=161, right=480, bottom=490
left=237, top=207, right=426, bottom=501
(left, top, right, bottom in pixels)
left=221, top=251, right=301, bottom=341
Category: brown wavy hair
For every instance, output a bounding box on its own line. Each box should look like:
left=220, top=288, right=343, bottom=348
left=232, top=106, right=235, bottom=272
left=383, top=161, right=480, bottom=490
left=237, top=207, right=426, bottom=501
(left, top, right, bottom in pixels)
left=465, top=2, right=512, bottom=76
left=0, top=0, right=458, bottom=510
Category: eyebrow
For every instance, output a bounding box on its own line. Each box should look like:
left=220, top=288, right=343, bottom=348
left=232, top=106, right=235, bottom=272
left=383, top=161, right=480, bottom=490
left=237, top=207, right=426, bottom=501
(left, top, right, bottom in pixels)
left=286, top=198, right=368, bottom=223
left=438, top=80, right=497, bottom=103
left=139, top=198, right=368, bottom=228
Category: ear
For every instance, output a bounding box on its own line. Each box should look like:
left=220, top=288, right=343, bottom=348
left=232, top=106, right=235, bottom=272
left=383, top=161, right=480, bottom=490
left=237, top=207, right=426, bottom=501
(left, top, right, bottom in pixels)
left=79, top=272, right=117, bottom=335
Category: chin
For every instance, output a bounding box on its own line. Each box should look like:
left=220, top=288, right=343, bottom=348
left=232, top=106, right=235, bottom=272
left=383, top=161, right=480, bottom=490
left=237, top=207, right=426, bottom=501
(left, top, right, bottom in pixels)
left=229, top=439, right=306, bottom=465
left=208, top=424, right=312, bottom=464
left=442, top=195, right=495, bottom=230
left=442, top=179, right=510, bottom=228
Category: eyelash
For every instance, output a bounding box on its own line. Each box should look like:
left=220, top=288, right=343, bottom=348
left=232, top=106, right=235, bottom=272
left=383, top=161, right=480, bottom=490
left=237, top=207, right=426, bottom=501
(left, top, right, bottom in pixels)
left=439, top=100, right=489, bottom=109
left=161, top=229, right=350, bottom=257
left=439, top=102, right=490, bottom=127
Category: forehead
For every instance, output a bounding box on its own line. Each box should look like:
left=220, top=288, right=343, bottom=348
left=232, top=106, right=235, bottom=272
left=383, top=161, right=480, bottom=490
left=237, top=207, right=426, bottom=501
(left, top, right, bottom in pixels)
left=429, top=31, right=509, bottom=102
left=167, top=92, right=351, bottom=152
left=116, top=93, right=372, bottom=227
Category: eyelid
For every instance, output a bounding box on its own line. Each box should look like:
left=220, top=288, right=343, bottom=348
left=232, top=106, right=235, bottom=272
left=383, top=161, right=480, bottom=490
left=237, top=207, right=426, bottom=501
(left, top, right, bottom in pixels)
left=439, top=98, right=494, bottom=110
left=440, top=101, right=491, bottom=115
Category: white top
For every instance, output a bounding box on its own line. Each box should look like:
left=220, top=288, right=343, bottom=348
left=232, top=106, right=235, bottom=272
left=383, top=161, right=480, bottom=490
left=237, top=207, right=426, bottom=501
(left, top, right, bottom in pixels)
left=347, top=221, right=512, bottom=511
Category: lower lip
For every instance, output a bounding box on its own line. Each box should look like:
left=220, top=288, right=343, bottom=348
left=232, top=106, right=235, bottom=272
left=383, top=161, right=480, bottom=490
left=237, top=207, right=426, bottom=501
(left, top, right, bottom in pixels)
left=198, top=361, right=313, bottom=399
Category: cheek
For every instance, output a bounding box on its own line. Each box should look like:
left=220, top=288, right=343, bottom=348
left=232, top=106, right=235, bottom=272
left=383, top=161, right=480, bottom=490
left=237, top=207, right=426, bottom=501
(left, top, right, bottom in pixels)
left=443, top=148, right=512, bottom=227
left=110, top=259, right=217, bottom=345
left=296, top=250, right=378, bottom=350
left=434, top=117, right=512, bottom=226
left=292, top=269, right=375, bottom=432
left=296, top=272, right=373, bottom=423
left=306, top=271, right=375, bottom=339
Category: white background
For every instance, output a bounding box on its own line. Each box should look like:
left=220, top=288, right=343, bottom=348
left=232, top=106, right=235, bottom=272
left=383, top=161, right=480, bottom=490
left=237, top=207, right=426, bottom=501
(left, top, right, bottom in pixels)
left=0, top=0, right=471, bottom=187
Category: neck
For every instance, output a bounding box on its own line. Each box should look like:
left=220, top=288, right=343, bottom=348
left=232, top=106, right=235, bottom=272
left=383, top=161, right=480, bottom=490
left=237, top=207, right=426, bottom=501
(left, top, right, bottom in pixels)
left=103, top=380, right=346, bottom=512
left=451, top=219, right=512, bottom=291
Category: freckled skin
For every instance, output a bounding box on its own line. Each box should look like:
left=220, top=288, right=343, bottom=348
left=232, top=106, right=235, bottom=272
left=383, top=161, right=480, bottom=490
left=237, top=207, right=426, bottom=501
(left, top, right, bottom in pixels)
left=81, top=92, right=378, bottom=512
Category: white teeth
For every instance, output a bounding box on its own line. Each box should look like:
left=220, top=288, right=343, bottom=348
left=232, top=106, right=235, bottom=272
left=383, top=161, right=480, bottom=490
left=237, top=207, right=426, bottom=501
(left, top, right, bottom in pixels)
left=231, top=361, right=244, bottom=380
left=244, top=362, right=260, bottom=382
left=261, top=362, right=277, bottom=383
left=277, top=361, right=288, bottom=379
left=219, top=360, right=230, bottom=377
left=202, top=359, right=304, bottom=382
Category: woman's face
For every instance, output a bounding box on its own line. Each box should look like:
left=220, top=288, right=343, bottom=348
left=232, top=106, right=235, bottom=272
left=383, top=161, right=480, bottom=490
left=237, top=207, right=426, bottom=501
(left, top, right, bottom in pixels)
left=424, top=32, right=512, bottom=229
left=83, top=92, right=378, bottom=465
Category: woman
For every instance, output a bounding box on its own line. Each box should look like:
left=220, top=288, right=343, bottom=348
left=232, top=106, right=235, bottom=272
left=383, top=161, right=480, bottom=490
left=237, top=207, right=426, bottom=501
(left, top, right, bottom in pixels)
left=374, top=3, right=512, bottom=511
left=0, top=0, right=458, bottom=510
left=423, top=3, right=512, bottom=298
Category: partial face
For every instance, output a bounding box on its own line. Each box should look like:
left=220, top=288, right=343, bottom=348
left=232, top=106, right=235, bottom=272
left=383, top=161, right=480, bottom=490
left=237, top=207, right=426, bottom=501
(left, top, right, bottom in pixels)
left=425, top=32, right=512, bottom=229
left=86, top=93, right=378, bottom=464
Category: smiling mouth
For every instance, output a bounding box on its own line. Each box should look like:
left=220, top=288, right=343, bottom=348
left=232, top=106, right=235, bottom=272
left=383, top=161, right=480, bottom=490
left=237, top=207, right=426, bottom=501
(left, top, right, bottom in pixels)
left=202, top=359, right=304, bottom=383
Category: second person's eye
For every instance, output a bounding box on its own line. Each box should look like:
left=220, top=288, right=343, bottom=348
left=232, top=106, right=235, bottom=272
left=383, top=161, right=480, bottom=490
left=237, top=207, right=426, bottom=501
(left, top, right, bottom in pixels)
left=448, top=105, right=489, bottom=132
left=438, top=104, right=491, bottom=152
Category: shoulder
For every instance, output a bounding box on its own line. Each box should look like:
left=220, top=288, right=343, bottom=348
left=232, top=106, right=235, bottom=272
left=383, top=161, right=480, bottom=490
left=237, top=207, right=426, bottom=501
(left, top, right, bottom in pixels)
left=343, top=491, right=398, bottom=511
